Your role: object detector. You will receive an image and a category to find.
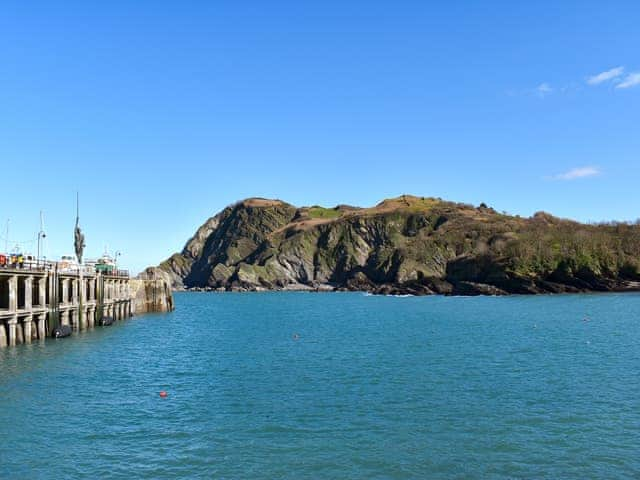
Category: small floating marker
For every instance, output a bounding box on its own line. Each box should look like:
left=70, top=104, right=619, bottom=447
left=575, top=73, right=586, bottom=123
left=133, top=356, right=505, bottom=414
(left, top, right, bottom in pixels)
left=292, top=333, right=300, bottom=340
left=159, top=391, right=168, bottom=398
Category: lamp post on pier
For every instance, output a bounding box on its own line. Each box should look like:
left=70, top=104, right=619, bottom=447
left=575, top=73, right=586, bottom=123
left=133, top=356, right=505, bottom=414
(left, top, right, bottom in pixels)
left=37, top=211, right=46, bottom=268
left=114, top=251, right=121, bottom=276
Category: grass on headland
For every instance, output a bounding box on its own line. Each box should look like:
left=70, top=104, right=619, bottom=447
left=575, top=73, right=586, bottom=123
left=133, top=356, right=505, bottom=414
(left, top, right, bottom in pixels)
left=307, top=206, right=342, bottom=219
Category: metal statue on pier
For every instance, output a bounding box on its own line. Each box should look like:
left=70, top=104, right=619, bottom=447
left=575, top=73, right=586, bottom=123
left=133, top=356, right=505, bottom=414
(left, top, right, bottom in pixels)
left=74, top=193, right=85, bottom=264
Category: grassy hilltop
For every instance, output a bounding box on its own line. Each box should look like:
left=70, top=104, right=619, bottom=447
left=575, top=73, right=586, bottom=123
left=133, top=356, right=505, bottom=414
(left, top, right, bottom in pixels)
left=158, top=195, right=640, bottom=295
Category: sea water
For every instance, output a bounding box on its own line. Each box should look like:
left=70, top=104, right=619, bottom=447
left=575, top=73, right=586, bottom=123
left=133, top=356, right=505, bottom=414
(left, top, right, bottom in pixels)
left=1, top=292, right=640, bottom=479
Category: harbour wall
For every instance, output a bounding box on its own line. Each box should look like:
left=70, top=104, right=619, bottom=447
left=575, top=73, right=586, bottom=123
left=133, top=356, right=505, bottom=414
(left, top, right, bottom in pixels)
left=0, top=266, right=174, bottom=348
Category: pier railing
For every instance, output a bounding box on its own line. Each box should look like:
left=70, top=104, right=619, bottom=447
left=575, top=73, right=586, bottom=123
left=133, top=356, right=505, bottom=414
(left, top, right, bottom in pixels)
left=0, top=261, right=129, bottom=278
left=0, top=261, right=50, bottom=273
left=106, top=270, right=130, bottom=278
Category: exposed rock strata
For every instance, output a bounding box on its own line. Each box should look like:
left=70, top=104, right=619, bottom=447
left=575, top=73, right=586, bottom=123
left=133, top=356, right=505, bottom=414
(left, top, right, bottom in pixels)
left=157, top=196, right=640, bottom=296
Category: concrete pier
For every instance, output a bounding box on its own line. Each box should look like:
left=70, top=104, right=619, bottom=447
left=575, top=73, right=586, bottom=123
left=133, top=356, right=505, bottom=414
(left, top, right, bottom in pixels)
left=0, top=266, right=132, bottom=347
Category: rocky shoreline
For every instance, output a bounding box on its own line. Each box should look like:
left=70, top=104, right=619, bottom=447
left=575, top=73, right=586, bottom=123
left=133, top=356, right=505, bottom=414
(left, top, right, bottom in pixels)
left=157, top=196, right=640, bottom=297
left=176, top=278, right=640, bottom=296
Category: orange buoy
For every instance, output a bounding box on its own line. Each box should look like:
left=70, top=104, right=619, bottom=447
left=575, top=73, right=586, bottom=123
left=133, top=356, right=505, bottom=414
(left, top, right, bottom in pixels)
left=159, top=391, right=168, bottom=398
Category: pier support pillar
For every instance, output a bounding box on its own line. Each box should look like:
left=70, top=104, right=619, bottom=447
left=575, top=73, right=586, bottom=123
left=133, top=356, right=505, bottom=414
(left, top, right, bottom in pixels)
left=16, top=321, right=24, bottom=345
left=61, top=279, right=69, bottom=306
left=71, top=279, right=78, bottom=307
left=24, top=276, right=33, bottom=311
left=79, top=276, right=87, bottom=331
left=61, top=310, right=70, bottom=327
left=37, top=314, right=46, bottom=340
left=9, top=275, right=18, bottom=312
left=23, top=315, right=33, bottom=344
left=79, top=306, right=87, bottom=331
left=0, top=321, right=7, bottom=347
left=88, top=308, right=95, bottom=328
left=8, top=316, right=17, bottom=347
left=48, top=275, right=55, bottom=307
left=71, top=309, right=78, bottom=330
left=39, top=277, right=47, bottom=307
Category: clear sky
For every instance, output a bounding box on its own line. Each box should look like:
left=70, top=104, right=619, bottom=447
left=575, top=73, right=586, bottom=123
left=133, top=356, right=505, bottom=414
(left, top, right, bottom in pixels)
left=1, top=1, right=639, bottom=273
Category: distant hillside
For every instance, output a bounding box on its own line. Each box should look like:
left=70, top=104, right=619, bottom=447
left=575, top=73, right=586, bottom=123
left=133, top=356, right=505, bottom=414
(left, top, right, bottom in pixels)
left=157, top=195, right=640, bottom=295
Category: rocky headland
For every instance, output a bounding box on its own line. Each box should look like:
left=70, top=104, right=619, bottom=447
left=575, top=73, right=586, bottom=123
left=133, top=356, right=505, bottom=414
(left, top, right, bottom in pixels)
left=156, top=196, right=640, bottom=296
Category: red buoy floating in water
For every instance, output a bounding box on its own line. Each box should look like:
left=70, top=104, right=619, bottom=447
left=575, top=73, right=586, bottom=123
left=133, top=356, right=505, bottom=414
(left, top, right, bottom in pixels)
left=159, top=391, right=168, bottom=398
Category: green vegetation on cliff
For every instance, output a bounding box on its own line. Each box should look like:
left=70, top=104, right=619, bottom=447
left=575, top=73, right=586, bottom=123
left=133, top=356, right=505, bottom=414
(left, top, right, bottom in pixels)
left=157, top=195, right=640, bottom=295
left=307, top=206, right=343, bottom=219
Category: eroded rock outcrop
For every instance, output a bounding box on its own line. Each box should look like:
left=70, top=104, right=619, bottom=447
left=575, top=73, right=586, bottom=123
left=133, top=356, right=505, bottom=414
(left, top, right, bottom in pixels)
left=156, top=196, right=640, bottom=295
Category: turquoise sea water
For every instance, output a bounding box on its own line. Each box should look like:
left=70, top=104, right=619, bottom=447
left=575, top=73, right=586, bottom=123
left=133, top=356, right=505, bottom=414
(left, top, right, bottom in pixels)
left=1, top=292, right=640, bottom=479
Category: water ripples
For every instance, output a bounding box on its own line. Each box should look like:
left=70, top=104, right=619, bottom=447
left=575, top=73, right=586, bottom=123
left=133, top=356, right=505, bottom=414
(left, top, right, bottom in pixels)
left=1, top=292, right=640, bottom=479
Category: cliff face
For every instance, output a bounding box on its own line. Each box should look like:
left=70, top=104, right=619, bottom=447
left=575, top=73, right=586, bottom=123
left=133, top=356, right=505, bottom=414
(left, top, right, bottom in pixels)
left=158, top=196, right=640, bottom=295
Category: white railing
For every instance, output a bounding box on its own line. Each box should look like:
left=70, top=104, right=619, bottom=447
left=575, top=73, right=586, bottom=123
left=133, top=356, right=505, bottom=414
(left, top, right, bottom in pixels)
left=0, top=259, right=127, bottom=277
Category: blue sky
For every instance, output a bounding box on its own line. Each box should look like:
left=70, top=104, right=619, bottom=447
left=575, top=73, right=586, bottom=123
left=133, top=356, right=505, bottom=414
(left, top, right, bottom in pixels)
left=1, top=1, right=639, bottom=273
